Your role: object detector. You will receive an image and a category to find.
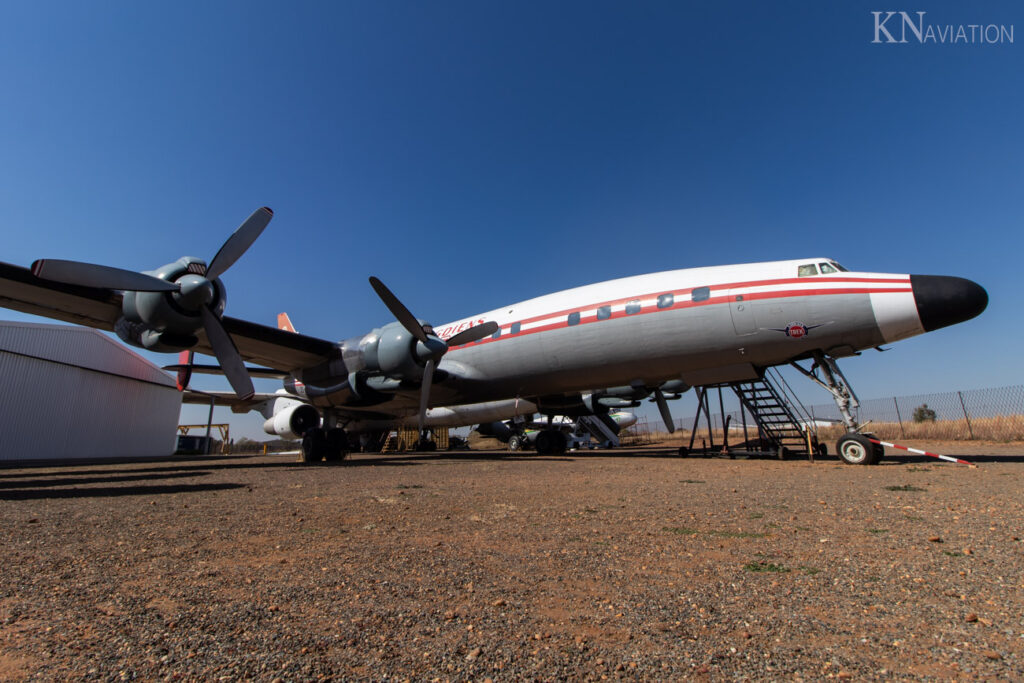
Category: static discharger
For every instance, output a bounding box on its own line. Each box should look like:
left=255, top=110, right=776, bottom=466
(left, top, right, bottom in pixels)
left=868, top=438, right=977, bottom=468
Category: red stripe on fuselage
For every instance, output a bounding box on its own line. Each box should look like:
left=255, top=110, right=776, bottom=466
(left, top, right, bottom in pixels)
left=442, top=275, right=908, bottom=343
left=446, top=280, right=910, bottom=351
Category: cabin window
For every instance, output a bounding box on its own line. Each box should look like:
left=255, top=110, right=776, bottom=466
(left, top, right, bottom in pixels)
left=691, top=286, right=710, bottom=302
left=567, top=311, right=581, bottom=326
left=798, top=264, right=818, bottom=277
left=819, top=262, right=837, bottom=274
left=510, top=322, right=521, bottom=335
left=596, top=305, right=611, bottom=320
left=491, top=327, right=501, bottom=339
left=657, top=293, right=674, bottom=309
left=625, top=299, right=641, bottom=315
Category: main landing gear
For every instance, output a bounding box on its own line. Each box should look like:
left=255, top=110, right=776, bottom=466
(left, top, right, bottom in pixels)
left=791, top=351, right=884, bottom=466
left=534, top=429, right=567, bottom=456
left=301, top=427, right=350, bottom=464
left=413, top=429, right=438, bottom=452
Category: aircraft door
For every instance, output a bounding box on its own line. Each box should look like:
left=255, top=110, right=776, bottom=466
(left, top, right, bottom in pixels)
left=728, top=291, right=758, bottom=336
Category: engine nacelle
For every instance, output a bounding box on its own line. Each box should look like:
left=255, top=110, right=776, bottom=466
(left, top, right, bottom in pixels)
left=263, top=402, right=321, bottom=439
left=475, top=420, right=514, bottom=442
left=353, top=321, right=445, bottom=382
left=116, top=257, right=226, bottom=352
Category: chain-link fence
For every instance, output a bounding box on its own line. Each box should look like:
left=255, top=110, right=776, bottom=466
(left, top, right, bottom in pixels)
left=805, top=385, right=1024, bottom=442
left=666, top=385, right=1024, bottom=442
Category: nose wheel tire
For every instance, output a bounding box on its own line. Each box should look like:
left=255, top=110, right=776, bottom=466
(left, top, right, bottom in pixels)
left=836, top=433, right=881, bottom=465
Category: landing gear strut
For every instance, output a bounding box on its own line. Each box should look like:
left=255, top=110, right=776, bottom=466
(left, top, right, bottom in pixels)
left=791, top=351, right=883, bottom=466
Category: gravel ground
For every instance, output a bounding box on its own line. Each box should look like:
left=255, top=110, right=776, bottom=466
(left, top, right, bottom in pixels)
left=1, top=443, right=1022, bottom=680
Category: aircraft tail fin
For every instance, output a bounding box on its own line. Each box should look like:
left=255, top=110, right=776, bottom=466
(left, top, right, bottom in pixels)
left=277, top=312, right=297, bottom=333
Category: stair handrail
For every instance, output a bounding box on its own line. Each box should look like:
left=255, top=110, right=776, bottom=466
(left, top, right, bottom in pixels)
left=764, top=366, right=816, bottom=439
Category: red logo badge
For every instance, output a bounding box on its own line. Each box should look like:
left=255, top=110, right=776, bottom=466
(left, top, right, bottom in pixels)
left=785, top=322, right=808, bottom=338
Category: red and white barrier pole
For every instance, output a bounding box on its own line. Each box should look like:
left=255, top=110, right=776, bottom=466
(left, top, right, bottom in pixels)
left=868, top=438, right=976, bottom=468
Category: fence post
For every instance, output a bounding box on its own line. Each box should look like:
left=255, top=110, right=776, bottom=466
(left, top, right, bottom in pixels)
left=957, top=391, right=975, bottom=440
left=893, top=397, right=905, bottom=438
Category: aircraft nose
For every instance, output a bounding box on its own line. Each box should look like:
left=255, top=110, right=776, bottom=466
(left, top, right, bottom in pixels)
left=910, top=275, right=988, bottom=332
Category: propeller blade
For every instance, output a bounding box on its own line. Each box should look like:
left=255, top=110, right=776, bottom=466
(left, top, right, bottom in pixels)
left=206, top=207, right=274, bottom=280
left=446, top=321, right=499, bottom=347
left=200, top=306, right=255, bottom=400
left=418, top=358, right=435, bottom=437
left=31, top=259, right=179, bottom=292
left=368, top=276, right=429, bottom=344
left=654, top=388, right=676, bottom=434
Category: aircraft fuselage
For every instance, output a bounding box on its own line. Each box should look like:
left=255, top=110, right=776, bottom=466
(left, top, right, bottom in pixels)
left=292, top=257, right=986, bottom=418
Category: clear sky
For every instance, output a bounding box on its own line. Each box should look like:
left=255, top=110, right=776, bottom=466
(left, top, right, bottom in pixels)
left=1, top=2, right=1021, bottom=439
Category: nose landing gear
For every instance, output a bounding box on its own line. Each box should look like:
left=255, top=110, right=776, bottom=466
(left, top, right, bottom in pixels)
left=791, top=351, right=884, bottom=465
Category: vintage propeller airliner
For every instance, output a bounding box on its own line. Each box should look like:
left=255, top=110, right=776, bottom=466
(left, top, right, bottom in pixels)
left=0, top=207, right=987, bottom=464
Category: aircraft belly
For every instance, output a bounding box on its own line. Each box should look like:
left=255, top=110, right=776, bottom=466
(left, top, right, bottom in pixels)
left=442, top=305, right=737, bottom=398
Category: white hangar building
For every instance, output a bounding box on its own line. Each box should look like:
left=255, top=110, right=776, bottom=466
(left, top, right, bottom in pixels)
left=0, top=321, right=182, bottom=461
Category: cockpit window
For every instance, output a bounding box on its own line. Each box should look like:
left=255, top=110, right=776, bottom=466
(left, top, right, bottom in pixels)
left=830, top=261, right=848, bottom=272
left=819, top=262, right=837, bottom=274
left=798, top=264, right=818, bottom=277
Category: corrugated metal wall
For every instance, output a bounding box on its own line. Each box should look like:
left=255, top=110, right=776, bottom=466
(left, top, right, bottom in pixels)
left=0, top=322, right=181, bottom=460
left=0, top=322, right=173, bottom=385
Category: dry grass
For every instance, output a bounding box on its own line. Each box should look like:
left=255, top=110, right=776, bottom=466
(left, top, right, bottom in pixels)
left=816, top=414, right=1024, bottom=443
left=631, top=414, right=1024, bottom=448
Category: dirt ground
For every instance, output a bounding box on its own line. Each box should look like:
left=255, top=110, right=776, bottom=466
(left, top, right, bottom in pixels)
left=1, top=443, right=1022, bottom=680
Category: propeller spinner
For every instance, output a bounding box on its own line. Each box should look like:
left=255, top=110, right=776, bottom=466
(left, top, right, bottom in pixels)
left=31, top=207, right=274, bottom=400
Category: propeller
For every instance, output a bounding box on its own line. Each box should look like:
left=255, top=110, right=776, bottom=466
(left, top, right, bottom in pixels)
left=31, top=207, right=274, bottom=400
left=368, top=276, right=498, bottom=435
left=175, top=350, right=194, bottom=391
left=418, top=359, right=435, bottom=437
left=32, top=259, right=179, bottom=292
left=653, top=387, right=676, bottom=434
left=368, top=277, right=430, bottom=344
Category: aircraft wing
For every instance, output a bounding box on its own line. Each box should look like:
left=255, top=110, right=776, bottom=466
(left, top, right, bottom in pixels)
left=196, top=318, right=335, bottom=372
left=182, top=390, right=283, bottom=413
left=0, top=261, right=123, bottom=330
left=0, top=261, right=336, bottom=372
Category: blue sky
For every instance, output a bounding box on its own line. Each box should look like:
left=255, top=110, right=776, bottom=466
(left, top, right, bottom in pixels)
left=1, top=2, right=1021, bottom=439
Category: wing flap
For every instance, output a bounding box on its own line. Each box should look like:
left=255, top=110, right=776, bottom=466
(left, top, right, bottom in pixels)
left=193, top=317, right=336, bottom=372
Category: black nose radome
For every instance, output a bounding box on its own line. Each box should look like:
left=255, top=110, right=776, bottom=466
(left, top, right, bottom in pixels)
left=911, top=275, right=988, bottom=332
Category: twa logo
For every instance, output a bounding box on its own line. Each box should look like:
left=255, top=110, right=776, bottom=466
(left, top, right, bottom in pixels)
left=771, top=322, right=822, bottom=339
left=786, top=323, right=808, bottom=339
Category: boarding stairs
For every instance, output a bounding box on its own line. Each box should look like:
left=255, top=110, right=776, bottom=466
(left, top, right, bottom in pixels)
left=576, top=415, right=620, bottom=447
left=729, top=371, right=811, bottom=455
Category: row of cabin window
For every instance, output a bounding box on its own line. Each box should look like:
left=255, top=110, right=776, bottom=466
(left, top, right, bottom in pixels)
left=566, top=287, right=711, bottom=326
left=488, top=286, right=714, bottom=338
left=487, top=264, right=845, bottom=339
